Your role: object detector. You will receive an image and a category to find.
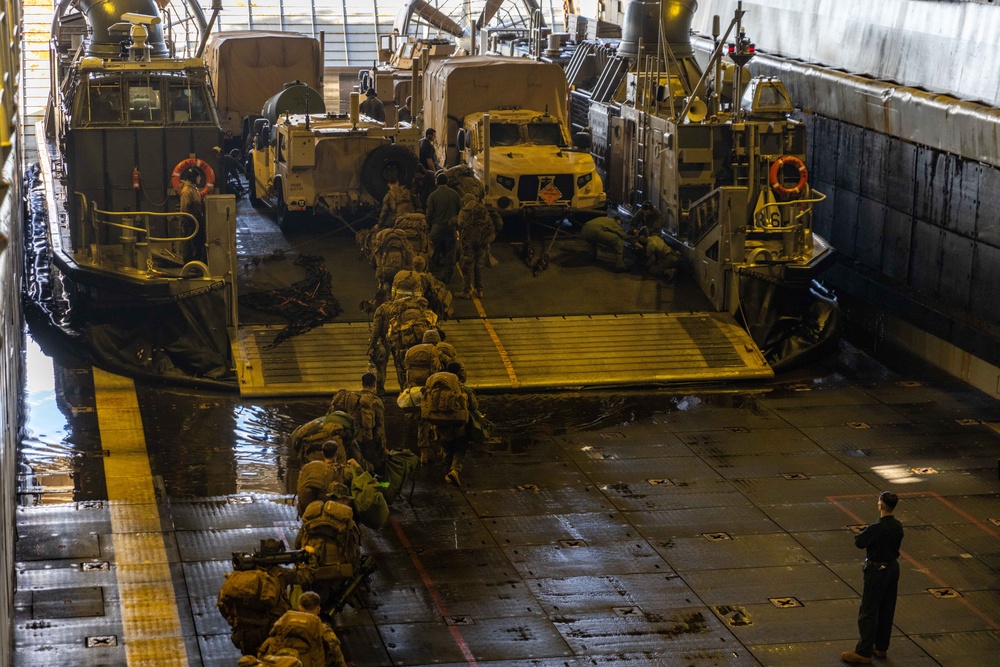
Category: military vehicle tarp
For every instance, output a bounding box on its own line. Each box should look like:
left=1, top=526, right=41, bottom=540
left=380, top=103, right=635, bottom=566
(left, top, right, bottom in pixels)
left=423, top=56, right=569, bottom=160
left=205, top=31, right=323, bottom=134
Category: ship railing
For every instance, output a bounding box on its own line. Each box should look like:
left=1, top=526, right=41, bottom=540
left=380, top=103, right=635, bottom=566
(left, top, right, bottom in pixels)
left=752, top=188, right=827, bottom=233
left=76, top=192, right=200, bottom=272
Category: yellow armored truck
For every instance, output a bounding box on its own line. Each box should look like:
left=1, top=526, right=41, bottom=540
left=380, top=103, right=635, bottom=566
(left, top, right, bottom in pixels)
left=249, top=85, right=420, bottom=230
left=422, top=56, right=606, bottom=216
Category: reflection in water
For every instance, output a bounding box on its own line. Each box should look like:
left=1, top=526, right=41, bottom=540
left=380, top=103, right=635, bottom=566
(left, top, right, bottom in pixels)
left=19, top=339, right=76, bottom=504
left=232, top=405, right=291, bottom=495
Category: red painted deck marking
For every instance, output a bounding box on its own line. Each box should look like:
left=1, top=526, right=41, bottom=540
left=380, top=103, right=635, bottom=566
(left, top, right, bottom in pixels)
left=390, top=517, right=478, bottom=665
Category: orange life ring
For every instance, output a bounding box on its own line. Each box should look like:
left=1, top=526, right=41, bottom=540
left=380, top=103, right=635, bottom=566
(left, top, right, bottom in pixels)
left=768, top=155, right=808, bottom=199
left=171, top=157, right=216, bottom=198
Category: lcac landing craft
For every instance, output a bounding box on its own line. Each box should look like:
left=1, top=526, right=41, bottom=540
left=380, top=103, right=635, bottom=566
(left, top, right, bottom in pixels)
left=567, top=0, right=840, bottom=369
left=32, top=0, right=237, bottom=386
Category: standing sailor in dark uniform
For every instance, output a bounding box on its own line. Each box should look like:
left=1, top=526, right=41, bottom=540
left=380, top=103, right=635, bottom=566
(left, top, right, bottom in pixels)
left=841, top=491, right=904, bottom=665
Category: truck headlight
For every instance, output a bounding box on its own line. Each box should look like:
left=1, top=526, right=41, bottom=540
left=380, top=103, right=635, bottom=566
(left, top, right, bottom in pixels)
left=496, top=175, right=515, bottom=190
left=577, top=172, right=593, bottom=188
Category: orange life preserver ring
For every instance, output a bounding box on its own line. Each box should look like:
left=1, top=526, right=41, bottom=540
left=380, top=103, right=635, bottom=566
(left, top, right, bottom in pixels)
left=171, top=157, right=216, bottom=198
left=768, top=155, right=808, bottom=199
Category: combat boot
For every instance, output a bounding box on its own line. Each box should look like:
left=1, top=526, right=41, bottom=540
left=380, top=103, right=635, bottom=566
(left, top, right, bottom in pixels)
left=445, top=469, right=461, bottom=486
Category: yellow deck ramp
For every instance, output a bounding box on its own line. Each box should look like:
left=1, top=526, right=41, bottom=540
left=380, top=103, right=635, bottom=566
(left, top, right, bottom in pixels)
left=234, top=312, right=772, bottom=397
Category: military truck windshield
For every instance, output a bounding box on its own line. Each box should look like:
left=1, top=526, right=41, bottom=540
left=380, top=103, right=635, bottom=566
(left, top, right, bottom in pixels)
left=526, top=123, right=566, bottom=146
left=489, top=123, right=521, bottom=147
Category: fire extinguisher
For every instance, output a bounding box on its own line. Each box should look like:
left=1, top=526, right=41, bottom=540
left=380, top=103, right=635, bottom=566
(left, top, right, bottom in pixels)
left=132, top=166, right=140, bottom=191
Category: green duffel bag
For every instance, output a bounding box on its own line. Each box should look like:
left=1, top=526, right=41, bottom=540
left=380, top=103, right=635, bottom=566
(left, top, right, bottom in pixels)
left=351, top=471, right=389, bottom=529
left=383, top=449, right=418, bottom=505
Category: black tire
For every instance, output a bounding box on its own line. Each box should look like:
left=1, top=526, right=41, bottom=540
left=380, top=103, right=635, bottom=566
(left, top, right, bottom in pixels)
left=248, top=153, right=263, bottom=208
left=276, top=186, right=311, bottom=233
left=361, top=143, right=420, bottom=202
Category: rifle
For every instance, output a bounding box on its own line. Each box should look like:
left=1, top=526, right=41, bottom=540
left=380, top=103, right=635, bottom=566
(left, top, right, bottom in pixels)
left=324, top=555, right=377, bottom=616
left=232, top=546, right=314, bottom=571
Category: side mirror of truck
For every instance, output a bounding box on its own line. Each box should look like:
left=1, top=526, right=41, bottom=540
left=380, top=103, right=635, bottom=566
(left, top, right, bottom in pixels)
left=573, top=131, right=592, bottom=151
left=456, top=128, right=467, bottom=152
left=254, top=118, right=271, bottom=147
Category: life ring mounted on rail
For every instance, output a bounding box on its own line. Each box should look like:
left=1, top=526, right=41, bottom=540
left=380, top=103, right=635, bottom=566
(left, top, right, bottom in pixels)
left=768, top=155, right=808, bottom=199
left=171, top=157, right=216, bottom=198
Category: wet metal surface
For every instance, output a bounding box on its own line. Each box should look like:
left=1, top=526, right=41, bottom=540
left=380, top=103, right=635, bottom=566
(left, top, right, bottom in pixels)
left=14, top=331, right=1000, bottom=666
left=236, top=313, right=772, bottom=396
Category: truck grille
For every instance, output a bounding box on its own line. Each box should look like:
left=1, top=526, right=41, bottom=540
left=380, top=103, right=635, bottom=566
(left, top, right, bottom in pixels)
left=517, top=175, right=575, bottom=203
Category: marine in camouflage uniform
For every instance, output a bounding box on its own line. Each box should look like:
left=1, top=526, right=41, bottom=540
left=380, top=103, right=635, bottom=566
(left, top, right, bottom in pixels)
left=455, top=194, right=492, bottom=298
left=359, top=372, right=389, bottom=474
left=257, top=591, right=348, bottom=667
left=366, top=290, right=391, bottom=394
left=439, top=361, right=479, bottom=487
left=218, top=539, right=315, bottom=657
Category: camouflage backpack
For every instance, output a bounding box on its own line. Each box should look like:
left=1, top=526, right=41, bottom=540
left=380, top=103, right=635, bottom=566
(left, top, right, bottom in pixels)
left=298, top=500, right=359, bottom=580
left=374, top=229, right=413, bottom=282
left=458, top=200, right=492, bottom=245
left=329, top=389, right=376, bottom=442
left=420, top=372, right=470, bottom=425
left=217, top=569, right=287, bottom=627
left=258, top=611, right=326, bottom=667
left=296, top=460, right=337, bottom=498
left=290, top=411, right=357, bottom=464
left=391, top=269, right=426, bottom=300
left=404, top=343, right=441, bottom=388
left=394, top=212, right=430, bottom=257
left=389, top=305, right=437, bottom=352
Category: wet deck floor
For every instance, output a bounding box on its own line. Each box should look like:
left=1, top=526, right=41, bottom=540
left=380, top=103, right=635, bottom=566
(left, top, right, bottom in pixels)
left=14, top=199, right=1000, bottom=666
left=14, top=335, right=1000, bottom=667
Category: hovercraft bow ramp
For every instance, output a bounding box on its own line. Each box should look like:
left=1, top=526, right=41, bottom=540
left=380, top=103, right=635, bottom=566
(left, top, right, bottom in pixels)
left=233, top=311, right=772, bottom=397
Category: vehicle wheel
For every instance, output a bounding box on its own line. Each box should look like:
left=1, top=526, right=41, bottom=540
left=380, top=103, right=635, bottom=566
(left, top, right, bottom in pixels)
left=276, top=188, right=294, bottom=232
left=361, top=143, right=420, bottom=202
left=248, top=153, right=263, bottom=208
left=276, top=187, right=310, bottom=233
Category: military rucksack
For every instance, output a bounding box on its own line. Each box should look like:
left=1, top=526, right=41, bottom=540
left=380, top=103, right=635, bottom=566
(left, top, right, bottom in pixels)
left=217, top=569, right=286, bottom=626
left=389, top=306, right=437, bottom=352
left=290, top=412, right=357, bottom=464
left=298, top=500, right=359, bottom=580
left=296, top=460, right=336, bottom=496
left=329, top=389, right=376, bottom=442
left=404, top=343, right=441, bottom=388
left=374, top=229, right=413, bottom=283
left=258, top=610, right=326, bottom=667
left=458, top=201, right=491, bottom=245
left=420, top=372, right=470, bottom=425
left=391, top=269, right=426, bottom=300
left=355, top=227, right=378, bottom=263
left=394, top=212, right=430, bottom=257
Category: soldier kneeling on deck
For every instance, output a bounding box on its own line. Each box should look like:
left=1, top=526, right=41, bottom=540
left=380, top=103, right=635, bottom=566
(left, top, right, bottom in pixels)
left=257, top=590, right=348, bottom=667
left=295, top=489, right=361, bottom=610
left=629, top=228, right=682, bottom=282
left=218, top=539, right=315, bottom=656
left=581, top=214, right=628, bottom=272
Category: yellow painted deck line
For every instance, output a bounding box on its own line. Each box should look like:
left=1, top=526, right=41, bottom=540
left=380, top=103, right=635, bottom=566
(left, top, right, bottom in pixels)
left=93, top=368, right=188, bottom=666
left=471, top=294, right=521, bottom=388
